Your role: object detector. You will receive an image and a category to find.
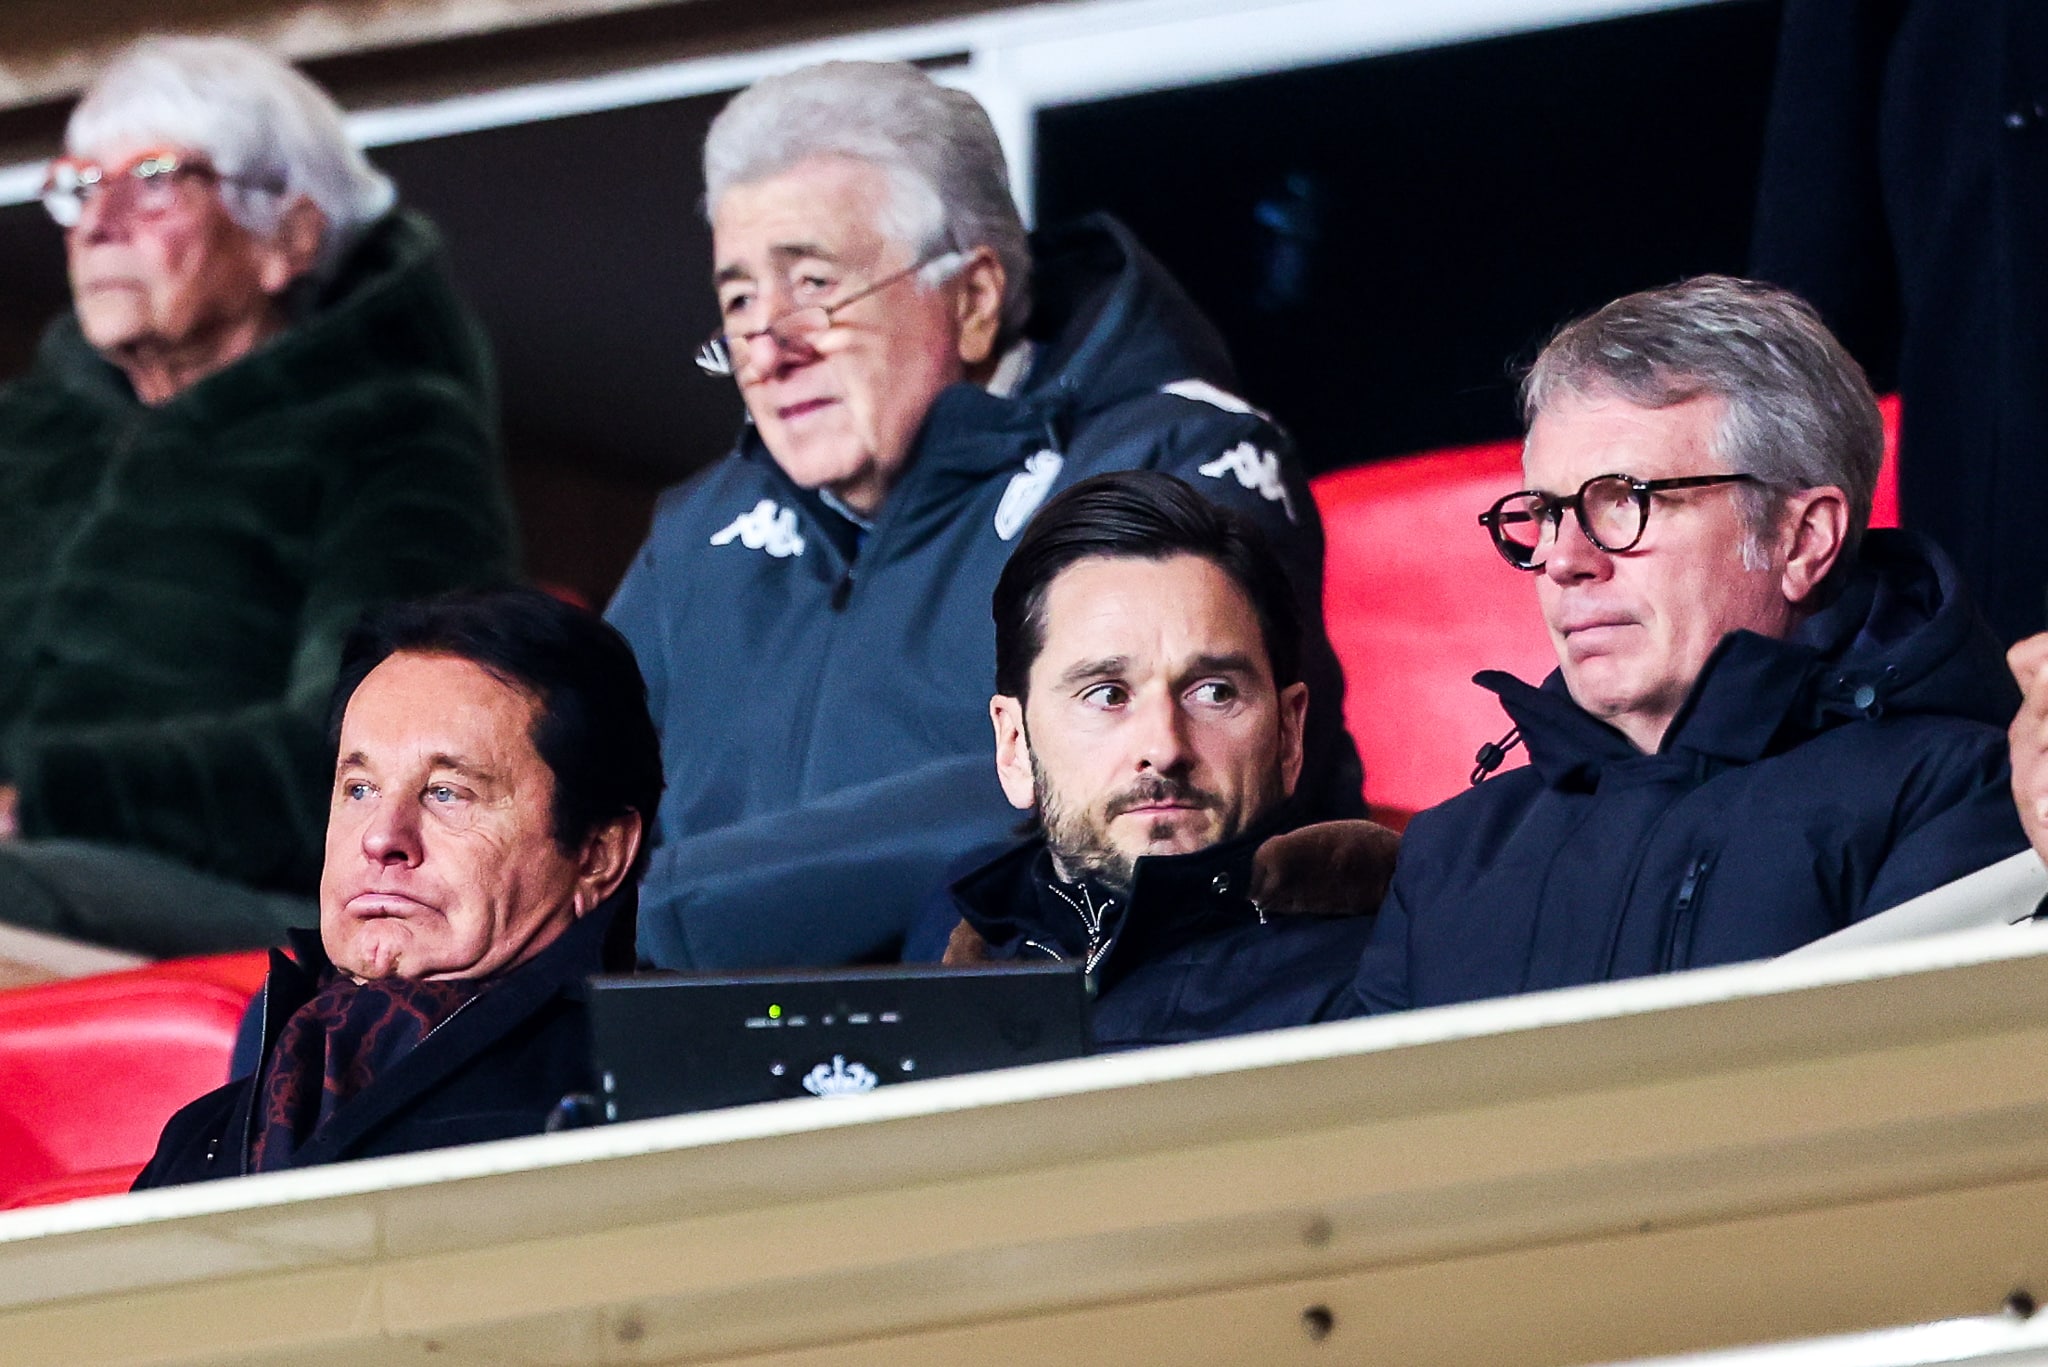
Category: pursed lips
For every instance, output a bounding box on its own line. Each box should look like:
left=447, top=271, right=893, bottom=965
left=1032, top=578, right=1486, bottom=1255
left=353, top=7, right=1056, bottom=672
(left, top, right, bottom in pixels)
left=774, top=395, right=839, bottom=423
left=344, top=890, right=437, bottom=917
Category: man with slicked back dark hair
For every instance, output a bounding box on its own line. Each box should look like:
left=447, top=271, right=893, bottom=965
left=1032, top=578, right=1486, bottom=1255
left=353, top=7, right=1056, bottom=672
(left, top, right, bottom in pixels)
left=136, top=588, right=662, bottom=1188
left=935, top=472, right=1382, bottom=1049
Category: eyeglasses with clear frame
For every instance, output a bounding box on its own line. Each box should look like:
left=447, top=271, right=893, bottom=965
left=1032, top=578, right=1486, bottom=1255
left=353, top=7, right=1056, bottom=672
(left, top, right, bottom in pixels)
left=40, top=148, right=282, bottom=228
left=1478, top=471, right=1761, bottom=570
left=694, top=249, right=966, bottom=381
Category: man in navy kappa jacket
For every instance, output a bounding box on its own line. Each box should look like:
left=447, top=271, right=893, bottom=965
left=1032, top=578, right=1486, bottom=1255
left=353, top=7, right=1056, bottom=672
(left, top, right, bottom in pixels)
left=607, top=62, right=1361, bottom=972
left=1331, top=277, right=2028, bottom=1018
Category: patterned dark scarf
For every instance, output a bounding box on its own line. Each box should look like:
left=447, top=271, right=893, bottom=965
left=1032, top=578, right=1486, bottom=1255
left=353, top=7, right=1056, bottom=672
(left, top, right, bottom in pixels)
left=250, top=970, right=487, bottom=1172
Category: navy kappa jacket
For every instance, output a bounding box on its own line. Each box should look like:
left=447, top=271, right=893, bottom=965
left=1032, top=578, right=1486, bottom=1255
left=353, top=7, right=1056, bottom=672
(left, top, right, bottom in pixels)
left=608, top=215, right=1362, bottom=973
left=132, top=898, right=622, bottom=1189
left=1336, top=530, right=2028, bottom=1017
left=951, top=817, right=1374, bottom=1049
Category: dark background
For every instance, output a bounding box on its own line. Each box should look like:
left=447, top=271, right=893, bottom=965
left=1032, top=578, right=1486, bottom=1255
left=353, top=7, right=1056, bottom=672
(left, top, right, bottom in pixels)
left=0, top=0, right=1790, bottom=603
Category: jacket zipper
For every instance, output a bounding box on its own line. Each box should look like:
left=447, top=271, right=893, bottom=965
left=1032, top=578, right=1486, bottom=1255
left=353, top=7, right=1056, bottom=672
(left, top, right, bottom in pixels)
left=1661, top=853, right=1715, bottom=973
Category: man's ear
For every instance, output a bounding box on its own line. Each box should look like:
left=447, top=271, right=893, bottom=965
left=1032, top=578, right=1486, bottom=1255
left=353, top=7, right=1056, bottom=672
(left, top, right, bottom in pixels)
left=255, top=197, right=327, bottom=298
left=1277, top=681, right=1309, bottom=798
left=570, top=810, right=643, bottom=916
left=1777, top=485, right=1851, bottom=606
left=953, top=246, right=1007, bottom=371
left=990, top=694, right=1037, bottom=811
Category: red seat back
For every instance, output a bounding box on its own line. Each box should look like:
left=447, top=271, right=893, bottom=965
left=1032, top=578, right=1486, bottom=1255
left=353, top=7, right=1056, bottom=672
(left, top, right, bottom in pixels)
left=1314, top=440, right=1553, bottom=818
left=1311, top=397, right=1901, bottom=819
left=0, top=953, right=266, bottom=1208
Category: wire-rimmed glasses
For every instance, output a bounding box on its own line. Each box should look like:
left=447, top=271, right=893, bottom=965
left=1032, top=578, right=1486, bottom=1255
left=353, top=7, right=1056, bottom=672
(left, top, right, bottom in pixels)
left=694, top=250, right=966, bottom=380
left=40, top=148, right=281, bottom=228
left=1479, top=472, right=1761, bottom=570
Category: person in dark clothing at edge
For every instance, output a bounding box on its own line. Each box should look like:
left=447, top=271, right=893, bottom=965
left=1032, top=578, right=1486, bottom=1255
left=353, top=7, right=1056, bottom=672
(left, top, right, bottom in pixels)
left=1324, top=277, right=2027, bottom=1019
left=936, top=473, right=1390, bottom=1049
left=1750, top=0, right=2048, bottom=645
left=0, top=38, right=516, bottom=956
left=606, top=61, right=1362, bottom=973
left=134, top=590, right=661, bottom=1188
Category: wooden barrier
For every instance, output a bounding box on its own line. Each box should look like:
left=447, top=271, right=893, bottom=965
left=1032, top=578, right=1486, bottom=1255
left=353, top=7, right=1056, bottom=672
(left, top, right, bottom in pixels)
left=2, top=921, right=2048, bottom=1366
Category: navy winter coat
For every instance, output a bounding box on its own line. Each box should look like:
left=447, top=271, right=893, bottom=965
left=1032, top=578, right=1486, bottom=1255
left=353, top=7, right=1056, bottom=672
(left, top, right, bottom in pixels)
left=951, top=818, right=1373, bottom=1049
left=133, top=898, right=621, bottom=1189
left=1338, top=530, right=2028, bottom=1017
left=608, top=215, right=1362, bottom=973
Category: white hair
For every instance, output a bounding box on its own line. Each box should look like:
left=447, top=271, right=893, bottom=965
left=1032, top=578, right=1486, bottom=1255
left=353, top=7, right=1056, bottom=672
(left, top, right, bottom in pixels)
left=703, top=61, right=1032, bottom=342
left=67, top=36, right=396, bottom=273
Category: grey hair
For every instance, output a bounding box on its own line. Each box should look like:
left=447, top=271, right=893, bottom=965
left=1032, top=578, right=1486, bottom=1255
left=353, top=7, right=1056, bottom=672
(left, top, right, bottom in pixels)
left=703, top=61, right=1031, bottom=344
left=67, top=36, right=396, bottom=274
left=1522, top=275, right=1883, bottom=571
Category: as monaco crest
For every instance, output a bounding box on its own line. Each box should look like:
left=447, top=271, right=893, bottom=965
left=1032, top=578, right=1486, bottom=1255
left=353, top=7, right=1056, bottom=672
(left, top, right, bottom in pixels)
left=802, top=1055, right=880, bottom=1097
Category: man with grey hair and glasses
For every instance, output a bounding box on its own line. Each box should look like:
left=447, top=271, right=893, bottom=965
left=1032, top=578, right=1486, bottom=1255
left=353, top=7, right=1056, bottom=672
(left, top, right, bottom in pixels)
left=1323, top=275, right=2025, bottom=1017
left=0, top=37, right=513, bottom=957
left=608, top=60, right=1361, bottom=971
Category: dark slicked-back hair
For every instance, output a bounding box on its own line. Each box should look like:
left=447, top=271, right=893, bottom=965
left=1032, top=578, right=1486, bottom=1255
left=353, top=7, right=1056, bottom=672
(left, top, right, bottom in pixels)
left=993, top=471, right=1301, bottom=701
left=327, top=587, right=665, bottom=884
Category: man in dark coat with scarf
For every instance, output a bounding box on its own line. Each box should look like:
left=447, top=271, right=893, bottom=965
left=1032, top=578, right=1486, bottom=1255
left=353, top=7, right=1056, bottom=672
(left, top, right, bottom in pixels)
left=0, top=38, right=515, bottom=957
left=936, top=473, right=1385, bottom=1049
left=1330, top=277, right=2028, bottom=1019
left=608, top=60, right=1361, bottom=973
left=133, top=588, right=661, bottom=1188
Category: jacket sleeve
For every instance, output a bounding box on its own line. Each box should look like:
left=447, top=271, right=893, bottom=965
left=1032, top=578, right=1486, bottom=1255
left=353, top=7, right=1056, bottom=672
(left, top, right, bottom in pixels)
left=1147, top=395, right=1367, bottom=819
left=633, top=754, right=1023, bottom=970
left=2, top=389, right=517, bottom=890
left=1858, top=724, right=2031, bottom=920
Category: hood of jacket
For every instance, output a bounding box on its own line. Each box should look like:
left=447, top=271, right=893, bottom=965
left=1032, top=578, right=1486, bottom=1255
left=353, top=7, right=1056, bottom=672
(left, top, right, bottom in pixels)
left=31, top=208, right=492, bottom=429
left=1478, top=528, right=2020, bottom=788
left=732, top=212, right=1244, bottom=495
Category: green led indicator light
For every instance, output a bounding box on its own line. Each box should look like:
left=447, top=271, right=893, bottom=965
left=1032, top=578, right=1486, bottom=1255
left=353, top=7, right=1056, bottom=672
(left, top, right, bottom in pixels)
left=768, top=1004, right=781, bottom=1020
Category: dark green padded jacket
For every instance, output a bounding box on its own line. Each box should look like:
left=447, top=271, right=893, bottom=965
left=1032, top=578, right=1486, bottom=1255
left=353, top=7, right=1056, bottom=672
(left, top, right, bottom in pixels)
left=0, top=209, right=517, bottom=892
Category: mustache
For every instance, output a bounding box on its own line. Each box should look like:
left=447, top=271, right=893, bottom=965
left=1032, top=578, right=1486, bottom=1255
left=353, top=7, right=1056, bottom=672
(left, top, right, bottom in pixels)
left=1105, top=774, right=1219, bottom=819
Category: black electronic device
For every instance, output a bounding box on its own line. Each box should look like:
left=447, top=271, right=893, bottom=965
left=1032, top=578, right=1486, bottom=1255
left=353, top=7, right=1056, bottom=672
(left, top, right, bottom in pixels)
left=586, top=962, right=1092, bottom=1122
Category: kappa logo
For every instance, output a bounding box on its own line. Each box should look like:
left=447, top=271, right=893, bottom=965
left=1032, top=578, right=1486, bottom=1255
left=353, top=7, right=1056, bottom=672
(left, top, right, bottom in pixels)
left=994, top=449, right=1064, bottom=541
left=710, top=498, right=806, bottom=558
left=802, top=1055, right=880, bottom=1097
left=1198, top=442, right=1298, bottom=522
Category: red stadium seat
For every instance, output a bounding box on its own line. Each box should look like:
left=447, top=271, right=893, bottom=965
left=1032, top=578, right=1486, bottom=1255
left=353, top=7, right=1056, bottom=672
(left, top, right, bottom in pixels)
left=1314, top=439, right=1553, bottom=820
left=1313, top=397, right=1902, bottom=821
left=0, top=952, right=267, bottom=1208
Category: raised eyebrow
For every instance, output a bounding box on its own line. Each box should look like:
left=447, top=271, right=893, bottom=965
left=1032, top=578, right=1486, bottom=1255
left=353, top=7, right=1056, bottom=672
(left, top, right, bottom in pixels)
left=425, top=754, right=499, bottom=785
left=1057, top=656, right=1131, bottom=690
left=1180, top=652, right=1261, bottom=683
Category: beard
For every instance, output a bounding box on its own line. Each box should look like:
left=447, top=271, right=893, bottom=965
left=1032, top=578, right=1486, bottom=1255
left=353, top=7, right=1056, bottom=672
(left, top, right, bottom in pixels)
left=1034, top=757, right=1273, bottom=896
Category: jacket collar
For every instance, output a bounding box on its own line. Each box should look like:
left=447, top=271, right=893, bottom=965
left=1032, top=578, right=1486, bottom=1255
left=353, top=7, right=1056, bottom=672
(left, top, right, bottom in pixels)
left=239, top=893, right=621, bottom=1172
left=1476, top=530, right=2016, bottom=788
left=35, top=209, right=486, bottom=429
left=953, top=805, right=1296, bottom=992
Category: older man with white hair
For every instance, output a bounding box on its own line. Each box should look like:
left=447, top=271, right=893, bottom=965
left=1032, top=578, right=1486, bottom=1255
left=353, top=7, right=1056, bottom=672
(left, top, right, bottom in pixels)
left=1326, top=276, right=2027, bottom=1017
left=609, top=60, right=1362, bottom=971
left=0, top=37, right=515, bottom=956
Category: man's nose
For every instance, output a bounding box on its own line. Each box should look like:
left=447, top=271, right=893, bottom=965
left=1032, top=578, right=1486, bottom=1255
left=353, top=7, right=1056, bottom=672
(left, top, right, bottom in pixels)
left=1131, top=689, right=1192, bottom=775
left=1542, top=507, right=1610, bottom=583
left=71, top=186, right=123, bottom=242
left=359, top=797, right=422, bottom=867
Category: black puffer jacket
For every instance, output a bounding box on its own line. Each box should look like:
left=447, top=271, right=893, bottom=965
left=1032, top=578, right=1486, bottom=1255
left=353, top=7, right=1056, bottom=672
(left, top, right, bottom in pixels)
left=610, top=214, right=1361, bottom=972
left=952, top=817, right=1373, bottom=1049
left=1338, top=530, right=2028, bottom=1016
